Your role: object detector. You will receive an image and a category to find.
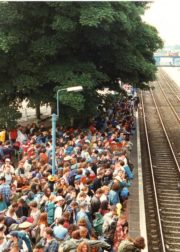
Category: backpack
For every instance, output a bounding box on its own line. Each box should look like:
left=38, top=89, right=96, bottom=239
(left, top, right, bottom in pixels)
left=93, top=212, right=104, bottom=236
left=10, top=231, right=32, bottom=252
left=118, top=240, right=140, bottom=252
left=45, top=201, right=56, bottom=225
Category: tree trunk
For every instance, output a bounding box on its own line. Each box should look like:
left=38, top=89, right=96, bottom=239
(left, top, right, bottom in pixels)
left=35, top=103, right=41, bottom=120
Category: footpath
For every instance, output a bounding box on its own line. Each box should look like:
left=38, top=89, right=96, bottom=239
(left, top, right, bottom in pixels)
left=128, top=111, right=148, bottom=251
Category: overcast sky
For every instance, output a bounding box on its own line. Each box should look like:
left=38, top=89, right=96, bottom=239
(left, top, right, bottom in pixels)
left=143, top=0, right=180, bottom=46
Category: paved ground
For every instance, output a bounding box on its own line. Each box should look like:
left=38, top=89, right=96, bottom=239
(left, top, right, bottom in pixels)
left=128, top=115, right=141, bottom=237
left=128, top=111, right=148, bottom=252
left=18, top=101, right=51, bottom=126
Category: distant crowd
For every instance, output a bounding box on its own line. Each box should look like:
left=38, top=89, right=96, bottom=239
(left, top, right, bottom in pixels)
left=0, top=94, right=145, bottom=252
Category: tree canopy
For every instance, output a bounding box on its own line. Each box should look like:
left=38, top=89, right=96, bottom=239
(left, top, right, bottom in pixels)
left=0, top=1, right=163, bottom=127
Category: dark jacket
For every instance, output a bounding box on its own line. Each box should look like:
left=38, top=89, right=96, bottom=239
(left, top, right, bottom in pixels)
left=39, top=238, right=59, bottom=252
left=91, top=195, right=101, bottom=213
left=118, top=240, right=141, bottom=252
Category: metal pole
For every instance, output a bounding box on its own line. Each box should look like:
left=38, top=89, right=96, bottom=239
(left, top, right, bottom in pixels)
left=54, top=87, right=82, bottom=176
left=52, top=113, right=57, bottom=176
left=57, top=90, right=60, bottom=118
left=57, top=89, right=66, bottom=118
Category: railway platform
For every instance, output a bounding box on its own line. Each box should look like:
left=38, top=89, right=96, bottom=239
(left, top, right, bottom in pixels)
left=127, top=111, right=148, bottom=251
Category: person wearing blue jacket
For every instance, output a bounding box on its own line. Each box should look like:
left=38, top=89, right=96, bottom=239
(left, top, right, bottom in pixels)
left=76, top=202, right=92, bottom=232
left=109, top=182, right=120, bottom=205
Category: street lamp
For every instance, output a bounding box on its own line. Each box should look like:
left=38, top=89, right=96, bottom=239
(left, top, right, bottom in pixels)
left=56, top=86, right=83, bottom=118
left=52, top=86, right=83, bottom=176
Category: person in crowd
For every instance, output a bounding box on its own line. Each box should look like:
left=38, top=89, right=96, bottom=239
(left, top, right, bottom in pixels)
left=102, top=205, right=118, bottom=248
left=16, top=198, right=29, bottom=218
left=53, top=217, right=68, bottom=240
left=28, top=201, right=41, bottom=230
left=6, top=231, right=29, bottom=252
left=0, top=235, right=8, bottom=250
left=68, top=201, right=78, bottom=225
left=76, top=202, right=92, bottom=233
left=33, top=244, right=44, bottom=252
left=54, top=196, right=65, bottom=221
left=31, top=212, right=48, bottom=244
left=109, top=182, right=120, bottom=205
left=0, top=176, right=11, bottom=208
left=113, top=214, right=129, bottom=251
left=90, top=188, right=103, bottom=216
left=118, top=236, right=145, bottom=252
left=0, top=94, right=139, bottom=251
left=77, top=241, right=90, bottom=252
left=38, top=227, right=59, bottom=252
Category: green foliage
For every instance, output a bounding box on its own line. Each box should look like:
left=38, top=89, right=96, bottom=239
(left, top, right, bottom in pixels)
left=0, top=1, right=163, bottom=126
left=13, top=75, right=40, bottom=92
left=52, top=16, right=76, bottom=32
left=80, top=2, right=115, bottom=27
left=60, top=92, right=85, bottom=111
left=0, top=105, right=21, bottom=130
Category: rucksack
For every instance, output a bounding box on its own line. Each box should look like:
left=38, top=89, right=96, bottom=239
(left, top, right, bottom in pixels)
left=10, top=231, right=32, bottom=252
left=118, top=240, right=140, bottom=252
left=45, top=201, right=56, bottom=225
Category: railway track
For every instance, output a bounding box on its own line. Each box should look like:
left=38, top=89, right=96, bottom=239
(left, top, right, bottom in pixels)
left=139, top=72, right=180, bottom=252
left=158, top=70, right=180, bottom=103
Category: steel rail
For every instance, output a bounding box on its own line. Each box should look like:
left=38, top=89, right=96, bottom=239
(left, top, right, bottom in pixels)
left=156, top=80, right=180, bottom=123
left=150, top=86, right=180, bottom=177
left=141, top=85, right=180, bottom=251
left=141, top=90, right=166, bottom=252
left=159, top=70, right=180, bottom=102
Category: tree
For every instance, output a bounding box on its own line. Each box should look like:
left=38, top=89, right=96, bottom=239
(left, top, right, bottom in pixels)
left=0, top=2, right=163, bottom=126
left=0, top=104, right=21, bottom=130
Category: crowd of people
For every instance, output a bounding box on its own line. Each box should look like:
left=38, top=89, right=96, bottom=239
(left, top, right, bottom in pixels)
left=0, top=94, right=145, bottom=252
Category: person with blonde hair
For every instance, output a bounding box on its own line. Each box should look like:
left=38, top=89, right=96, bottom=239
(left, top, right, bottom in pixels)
left=100, top=186, right=110, bottom=202
left=79, top=227, right=88, bottom=239
left=77, top=241, right=90, bottom=252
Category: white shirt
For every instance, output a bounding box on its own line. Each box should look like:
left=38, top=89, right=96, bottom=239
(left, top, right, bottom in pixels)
left=54, top=206, right=63, bottom=220
left=0, top=239, right=7, bottom=251
left=21, top=240, right=28, bottom=252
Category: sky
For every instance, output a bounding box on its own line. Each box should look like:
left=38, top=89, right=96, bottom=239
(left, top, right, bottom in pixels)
left=143, top=0, right=180, bottom=46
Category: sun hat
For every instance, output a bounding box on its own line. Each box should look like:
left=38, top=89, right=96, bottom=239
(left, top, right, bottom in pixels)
left=48, top=175, right=57, bottom=182
left=54, top=196, right=65, bottom=202
left=19, top=221, right=32, bottom=229
left=64, top=155, right=72, bottom=161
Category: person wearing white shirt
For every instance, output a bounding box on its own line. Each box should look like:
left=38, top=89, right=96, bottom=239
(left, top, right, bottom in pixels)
left=54, top=196, right=65, bottom=221
left=0, top=236, right=8, bottom=251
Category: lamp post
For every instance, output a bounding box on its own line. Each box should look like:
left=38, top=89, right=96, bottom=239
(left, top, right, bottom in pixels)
left=51, top=86, right=83, bottom=176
